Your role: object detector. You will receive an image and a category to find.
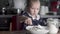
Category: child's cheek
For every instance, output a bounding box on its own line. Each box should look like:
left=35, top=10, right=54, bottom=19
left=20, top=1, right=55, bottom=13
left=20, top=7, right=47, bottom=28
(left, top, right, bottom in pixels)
left=30, top=9, right=34, bottom=13
left=35, top=11, right=39, bottom=14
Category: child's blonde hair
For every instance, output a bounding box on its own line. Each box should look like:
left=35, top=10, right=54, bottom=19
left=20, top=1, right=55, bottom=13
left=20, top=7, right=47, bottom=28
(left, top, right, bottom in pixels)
left=26, top=0, right=40, bottom=8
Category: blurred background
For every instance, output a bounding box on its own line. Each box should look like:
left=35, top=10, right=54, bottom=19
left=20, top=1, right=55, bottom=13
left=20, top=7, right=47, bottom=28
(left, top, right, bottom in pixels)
left=0, top=0, right=60, bottom=34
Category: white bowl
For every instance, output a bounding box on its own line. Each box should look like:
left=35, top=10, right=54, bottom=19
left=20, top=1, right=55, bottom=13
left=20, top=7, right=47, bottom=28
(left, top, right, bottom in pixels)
left=26, top=26, right=49, bottom=34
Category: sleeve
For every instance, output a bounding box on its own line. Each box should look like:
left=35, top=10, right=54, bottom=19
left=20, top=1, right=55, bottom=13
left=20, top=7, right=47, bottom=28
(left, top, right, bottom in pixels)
left=23, top=22, right=28, bottom=30
left=39, top=18, right=47, bottom=26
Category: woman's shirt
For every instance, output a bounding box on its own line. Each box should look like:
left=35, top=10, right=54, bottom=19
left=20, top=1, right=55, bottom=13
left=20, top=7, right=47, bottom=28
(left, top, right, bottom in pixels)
left=21, top=11, right=47, bottom=29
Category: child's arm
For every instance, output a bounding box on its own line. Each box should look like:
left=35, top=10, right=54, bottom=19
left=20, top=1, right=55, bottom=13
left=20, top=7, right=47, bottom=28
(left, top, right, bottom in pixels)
left=39, top=18, right=47, bottom=26
left=19, top=16, right=32, bottom=25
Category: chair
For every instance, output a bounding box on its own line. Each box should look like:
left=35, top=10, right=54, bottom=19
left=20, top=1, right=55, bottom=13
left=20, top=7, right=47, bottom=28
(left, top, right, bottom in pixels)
left=11, top=15, right=24, bottom=31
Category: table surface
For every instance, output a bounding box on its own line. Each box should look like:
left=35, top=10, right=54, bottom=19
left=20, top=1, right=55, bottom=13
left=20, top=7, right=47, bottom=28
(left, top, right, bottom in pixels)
left=0, top=30, right=60, bottom=34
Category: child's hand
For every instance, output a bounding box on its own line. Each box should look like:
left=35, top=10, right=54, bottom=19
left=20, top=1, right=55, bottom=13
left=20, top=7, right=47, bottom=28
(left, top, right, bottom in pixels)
left=19, top=16, right=32, bottom=25
left=25, top=17, right=32, bottom=25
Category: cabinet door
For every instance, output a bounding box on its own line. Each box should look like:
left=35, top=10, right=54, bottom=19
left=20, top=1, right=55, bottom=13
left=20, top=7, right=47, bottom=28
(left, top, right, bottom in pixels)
left=0, top=17, right=11, bottom=31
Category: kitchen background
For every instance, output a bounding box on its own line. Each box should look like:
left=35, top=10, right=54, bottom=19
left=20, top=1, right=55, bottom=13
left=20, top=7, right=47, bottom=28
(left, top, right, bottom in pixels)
left=0, top=0, right=60, bottom=31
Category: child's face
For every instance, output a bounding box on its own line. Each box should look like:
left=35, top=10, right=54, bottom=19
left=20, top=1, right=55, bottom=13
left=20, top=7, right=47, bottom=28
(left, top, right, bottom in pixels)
left=29, top=2, right=40, bottom=15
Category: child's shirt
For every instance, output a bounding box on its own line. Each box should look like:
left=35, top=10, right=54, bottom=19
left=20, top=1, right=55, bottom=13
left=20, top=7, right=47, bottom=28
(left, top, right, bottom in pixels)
left=21, top=11, right=47, bottom=29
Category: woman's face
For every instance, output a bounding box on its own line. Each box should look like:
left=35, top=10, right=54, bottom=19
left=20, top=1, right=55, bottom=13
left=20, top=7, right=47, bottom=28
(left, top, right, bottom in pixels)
left=29, top=2, right=40, bottom=15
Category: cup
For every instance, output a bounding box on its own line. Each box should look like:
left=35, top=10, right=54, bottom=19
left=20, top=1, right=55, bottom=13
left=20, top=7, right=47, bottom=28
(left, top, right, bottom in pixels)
left=47, top=18, right=59, bottom=34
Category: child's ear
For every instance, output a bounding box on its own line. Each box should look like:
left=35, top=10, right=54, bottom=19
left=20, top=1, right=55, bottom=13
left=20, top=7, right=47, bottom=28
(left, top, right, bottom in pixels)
left=38, top=11, right=40, bottom=15
left=38, top=7, right=41, bottom=15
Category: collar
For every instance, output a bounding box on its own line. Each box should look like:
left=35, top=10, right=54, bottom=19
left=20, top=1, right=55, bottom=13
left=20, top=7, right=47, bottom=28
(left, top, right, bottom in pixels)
left=27, top=12, right=40, bottom=20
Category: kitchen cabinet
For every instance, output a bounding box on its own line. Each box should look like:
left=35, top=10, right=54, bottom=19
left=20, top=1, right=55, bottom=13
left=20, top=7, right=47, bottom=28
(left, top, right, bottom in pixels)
left=0, top=15, right=13, bottom=31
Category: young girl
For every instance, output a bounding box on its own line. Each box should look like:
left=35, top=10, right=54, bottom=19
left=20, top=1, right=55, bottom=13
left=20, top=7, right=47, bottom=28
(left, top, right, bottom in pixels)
left=20, top=0, right=47, bottom=29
